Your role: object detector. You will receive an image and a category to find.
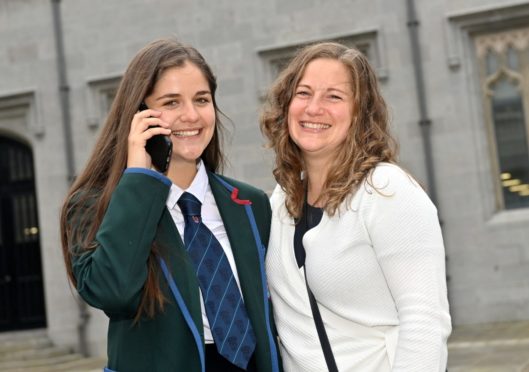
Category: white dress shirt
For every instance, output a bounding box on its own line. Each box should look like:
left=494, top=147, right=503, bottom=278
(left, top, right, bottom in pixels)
left=165, top=160, right=242, bottom=343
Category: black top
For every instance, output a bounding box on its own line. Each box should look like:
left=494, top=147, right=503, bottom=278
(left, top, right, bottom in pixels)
left=294, top=201, right=324, bottom=268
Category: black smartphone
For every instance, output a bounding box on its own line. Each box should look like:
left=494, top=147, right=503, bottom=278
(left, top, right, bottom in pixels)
left=139, top=102, right=172, bottom=173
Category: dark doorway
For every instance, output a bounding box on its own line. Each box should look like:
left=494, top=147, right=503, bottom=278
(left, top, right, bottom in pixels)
left=0, top=136, right=46, bottom=331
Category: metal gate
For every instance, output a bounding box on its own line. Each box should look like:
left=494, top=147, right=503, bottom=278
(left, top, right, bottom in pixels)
left=0, top=136, right=46, bottom=331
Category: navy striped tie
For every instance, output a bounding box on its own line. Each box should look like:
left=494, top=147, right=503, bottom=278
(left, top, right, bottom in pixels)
left=178, top=192, right=256, bottom=369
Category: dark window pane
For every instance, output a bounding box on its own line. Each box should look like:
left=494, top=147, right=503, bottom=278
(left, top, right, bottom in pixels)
left=486, top=50, right=499, bottom=75
left=491, top=77, right=529, bottom=209
left=507, top=46, right=519, bottom=71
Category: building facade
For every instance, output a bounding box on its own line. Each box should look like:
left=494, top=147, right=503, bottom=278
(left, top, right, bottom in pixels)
left=1, top=0, right=528, bottom=356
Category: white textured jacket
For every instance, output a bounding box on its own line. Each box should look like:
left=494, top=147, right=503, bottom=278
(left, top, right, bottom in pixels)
left=266, top=163, right=452, bottom=372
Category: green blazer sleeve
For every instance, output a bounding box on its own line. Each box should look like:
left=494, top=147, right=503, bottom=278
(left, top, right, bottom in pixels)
left=71, top=172, right=170, bottom=315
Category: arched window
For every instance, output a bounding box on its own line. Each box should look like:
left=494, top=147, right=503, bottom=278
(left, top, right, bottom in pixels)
left=476, top=28, right=529, bottom=210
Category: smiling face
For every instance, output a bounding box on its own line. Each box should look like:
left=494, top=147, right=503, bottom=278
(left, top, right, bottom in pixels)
left=287, top=58, right=354, bottom=165
left=144, top=62, right=216, bottom=167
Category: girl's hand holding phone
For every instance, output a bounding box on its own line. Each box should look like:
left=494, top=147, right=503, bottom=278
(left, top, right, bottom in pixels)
left=127, top=108, right=171, bottom=170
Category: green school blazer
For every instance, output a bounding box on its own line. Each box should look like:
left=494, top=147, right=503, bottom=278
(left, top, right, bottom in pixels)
left=71, top=170, right=281, bottom=372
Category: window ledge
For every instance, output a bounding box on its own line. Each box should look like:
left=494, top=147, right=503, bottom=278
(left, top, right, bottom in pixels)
left=487, top=207, right=529, bottom=227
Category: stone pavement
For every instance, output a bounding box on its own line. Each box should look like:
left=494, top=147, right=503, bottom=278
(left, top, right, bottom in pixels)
left=448, top=320, right=529, bottom=371
left=2, top=320, right=529, bottom=371
left=0, top=329, right=105, bottom=372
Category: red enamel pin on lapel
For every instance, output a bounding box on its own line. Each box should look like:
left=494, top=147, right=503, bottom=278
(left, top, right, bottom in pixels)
left=231, top=188, right=252, bottom=205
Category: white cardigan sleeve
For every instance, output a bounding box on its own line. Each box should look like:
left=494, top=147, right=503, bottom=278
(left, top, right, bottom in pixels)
left=362, top=165, right=452, bottom=371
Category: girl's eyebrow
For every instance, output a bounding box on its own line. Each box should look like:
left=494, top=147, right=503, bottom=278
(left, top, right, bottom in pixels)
left=154, top=90, right=212, bottom=101
left=154, top=93, right=180, bottom=101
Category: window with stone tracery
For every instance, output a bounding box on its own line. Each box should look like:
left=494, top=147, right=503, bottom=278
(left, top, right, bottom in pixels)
left=257, top=31, right=385, bottom=99
left=86, top=76, right=121, bottom=129
left=475, top=28, right=529, bottom=210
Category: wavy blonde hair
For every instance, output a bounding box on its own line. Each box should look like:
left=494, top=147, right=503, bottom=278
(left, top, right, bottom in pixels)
left=260, top=42, right=397, bottom=219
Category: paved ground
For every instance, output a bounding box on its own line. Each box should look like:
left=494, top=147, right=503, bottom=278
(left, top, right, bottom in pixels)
left=448, top=320, right=529, bottom=371
left=2, top=320, right=529, bottom=371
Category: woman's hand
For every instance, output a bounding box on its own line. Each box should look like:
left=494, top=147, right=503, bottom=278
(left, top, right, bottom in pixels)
left=127, top=109, right=172, bottom=169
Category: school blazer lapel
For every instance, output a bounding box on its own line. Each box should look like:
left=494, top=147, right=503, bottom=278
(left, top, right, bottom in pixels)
left=157, top=209, right=203, bottom=334
left=207, top=173, right=265, bottom=320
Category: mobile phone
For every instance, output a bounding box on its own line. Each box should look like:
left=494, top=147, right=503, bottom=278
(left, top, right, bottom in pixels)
left=139, top=102, right=172, bottom=173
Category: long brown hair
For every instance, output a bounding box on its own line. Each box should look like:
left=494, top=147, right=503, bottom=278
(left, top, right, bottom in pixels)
left=60, top=38, right=226, bottom=320
left=260, top=42, right=397, bottom=218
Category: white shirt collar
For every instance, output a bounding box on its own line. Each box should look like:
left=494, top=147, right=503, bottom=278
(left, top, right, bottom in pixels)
left=166, top=160, right=209, bottom=210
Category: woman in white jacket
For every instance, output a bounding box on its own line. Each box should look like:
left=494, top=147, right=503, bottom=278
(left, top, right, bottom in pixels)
left=260, top=42, right=451, bottom=372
